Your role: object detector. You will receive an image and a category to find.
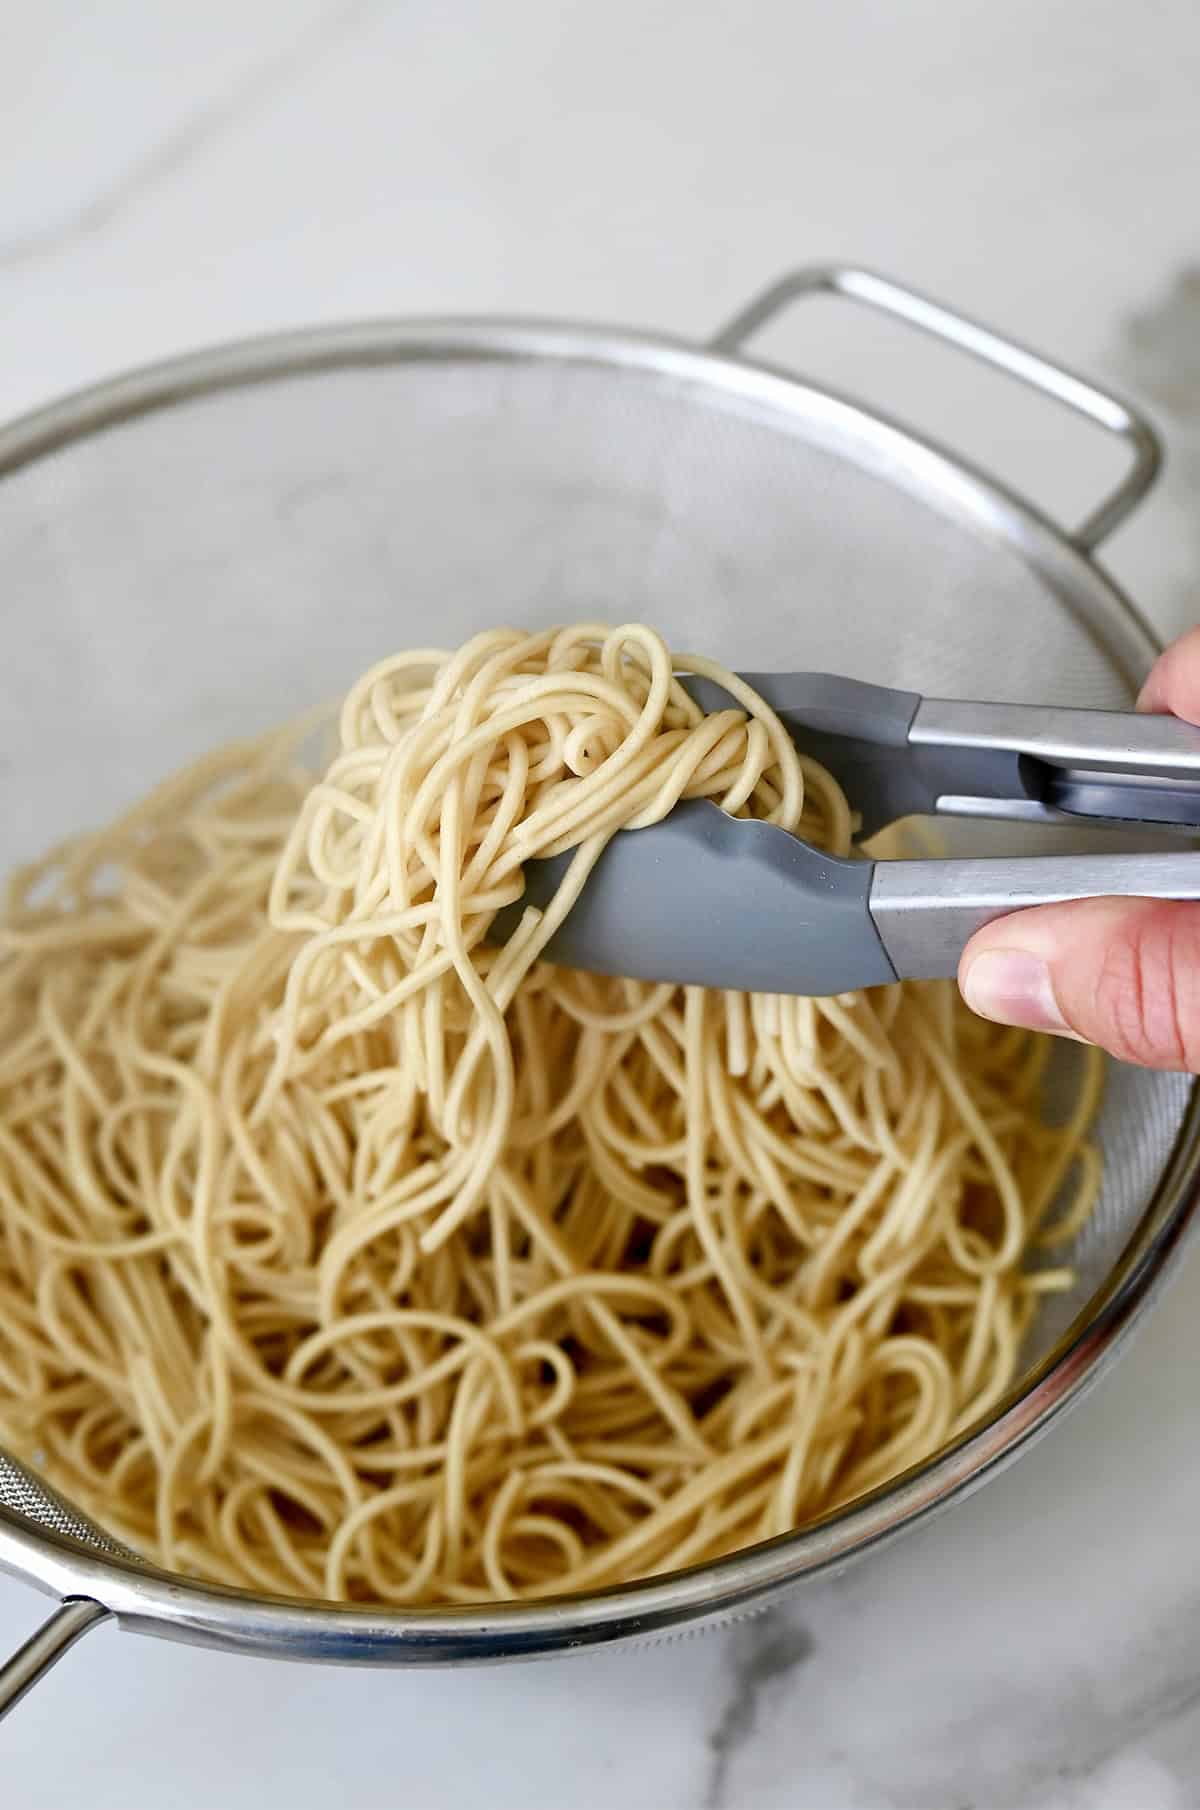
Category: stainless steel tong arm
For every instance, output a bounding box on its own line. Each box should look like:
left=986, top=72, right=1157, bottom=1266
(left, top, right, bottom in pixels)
left=871, top=848, right=1200, bottom=984
left=682, top=672, right=1200, bottom=836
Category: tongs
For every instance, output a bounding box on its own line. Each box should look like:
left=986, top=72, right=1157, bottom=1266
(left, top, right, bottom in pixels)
left=491, top=673, right=1200, bottom=996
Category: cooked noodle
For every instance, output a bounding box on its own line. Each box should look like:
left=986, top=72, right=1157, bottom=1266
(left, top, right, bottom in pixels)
left=0, top=624, right=1101, bottom=1602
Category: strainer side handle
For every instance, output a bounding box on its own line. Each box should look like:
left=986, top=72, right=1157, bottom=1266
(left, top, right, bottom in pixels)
left=0, top=1596, right=110, bottom=1720
left=0, top=1450, right=134, bottom=1718
left=709, top=264, right=1161, bottom=553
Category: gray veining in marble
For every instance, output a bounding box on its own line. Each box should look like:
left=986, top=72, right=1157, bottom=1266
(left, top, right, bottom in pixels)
left=0, top=0, right=383, bottom=275
left=705, top=1612, right=816, bottom=1809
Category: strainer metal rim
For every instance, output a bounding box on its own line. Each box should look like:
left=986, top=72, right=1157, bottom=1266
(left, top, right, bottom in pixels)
left=0, top=266, right=1194, bottom=1676
left=0, top=301, right=1164, bottom=693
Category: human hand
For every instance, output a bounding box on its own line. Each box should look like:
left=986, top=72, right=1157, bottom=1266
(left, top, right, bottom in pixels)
left=958, top=627, right=1200, bottom=1071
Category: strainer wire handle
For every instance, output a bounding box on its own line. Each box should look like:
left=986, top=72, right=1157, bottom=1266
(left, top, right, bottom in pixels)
left=0, top=1597, right=110, bottom=1721
left=710, top=264, right=1161, bottom=552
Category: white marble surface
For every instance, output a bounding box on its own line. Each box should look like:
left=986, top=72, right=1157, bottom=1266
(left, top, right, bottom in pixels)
left=3, top=3, right=1200, bottom=1805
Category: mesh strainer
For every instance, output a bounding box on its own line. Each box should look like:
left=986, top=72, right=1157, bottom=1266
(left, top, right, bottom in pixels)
left=1, top=266, right=1196, bottom=1715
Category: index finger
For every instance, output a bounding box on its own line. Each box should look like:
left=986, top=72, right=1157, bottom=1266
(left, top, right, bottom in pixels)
left=1137, top=625, right=1200, bottom=721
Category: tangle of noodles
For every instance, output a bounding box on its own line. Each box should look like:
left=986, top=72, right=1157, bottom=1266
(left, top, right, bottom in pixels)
left=0, top=624, right=1102, bottom=1603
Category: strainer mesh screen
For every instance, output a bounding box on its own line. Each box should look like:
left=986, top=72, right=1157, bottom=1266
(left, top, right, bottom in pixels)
left=0, top=342, right=1191, bottom=1558
left=0, top=1452, right=133, bottom=1558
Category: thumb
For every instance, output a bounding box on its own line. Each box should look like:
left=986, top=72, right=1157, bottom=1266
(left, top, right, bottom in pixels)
left=958, top=897, right=1200, bottom=1071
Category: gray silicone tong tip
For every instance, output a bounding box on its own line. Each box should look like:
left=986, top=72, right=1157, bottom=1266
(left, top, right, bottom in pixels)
left=492, top=803, right=896, bottom=996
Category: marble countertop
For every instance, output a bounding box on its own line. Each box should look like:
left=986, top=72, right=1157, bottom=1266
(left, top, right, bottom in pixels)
left=3, top=3, right=1200, bottom=1805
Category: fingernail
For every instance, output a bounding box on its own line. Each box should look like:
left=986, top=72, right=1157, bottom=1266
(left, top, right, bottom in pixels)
left=961, top=949, right=1072, bottom=1035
